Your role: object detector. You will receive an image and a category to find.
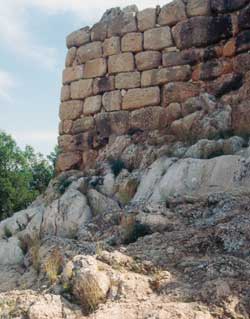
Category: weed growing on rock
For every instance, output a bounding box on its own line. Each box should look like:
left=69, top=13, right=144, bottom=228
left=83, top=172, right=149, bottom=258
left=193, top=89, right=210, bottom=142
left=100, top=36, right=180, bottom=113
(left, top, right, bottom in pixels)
left=44, top=248, right=64, bottom=284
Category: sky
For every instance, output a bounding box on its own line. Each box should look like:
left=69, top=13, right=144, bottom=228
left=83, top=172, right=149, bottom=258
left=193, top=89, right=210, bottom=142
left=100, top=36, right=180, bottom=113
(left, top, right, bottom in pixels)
left=0, top=0, right=170, bottom=155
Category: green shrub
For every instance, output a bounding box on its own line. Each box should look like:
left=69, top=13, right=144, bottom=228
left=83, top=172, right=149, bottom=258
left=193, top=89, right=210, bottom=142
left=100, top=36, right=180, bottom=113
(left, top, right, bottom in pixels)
left=109, top=158, right=125, bottom=177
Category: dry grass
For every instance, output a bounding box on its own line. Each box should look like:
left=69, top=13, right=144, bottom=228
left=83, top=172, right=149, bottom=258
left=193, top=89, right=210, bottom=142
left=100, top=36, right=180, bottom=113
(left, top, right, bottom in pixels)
left=44, top=248, right=64, bottom=284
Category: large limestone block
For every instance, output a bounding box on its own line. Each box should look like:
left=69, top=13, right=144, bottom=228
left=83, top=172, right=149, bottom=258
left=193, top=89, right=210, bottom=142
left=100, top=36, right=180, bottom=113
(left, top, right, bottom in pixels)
left=103, top=90, right=121, bottom=111
left=93, top=76, right=115, bottom=94
left=122, top=32, right=143, bottom=52
left=107, top=10, right=137, bottom=37
left=137, top=8, right=156, bottom=31
left=62, top=65, right=84, bottom=84
left=59, top=100, right=83, bottom=120
left=211, top=0, right=249, bottom=13
left=76, top=42, right=102, bottom=64
left=91, top=21, right=108, bottom=41
left=83, top=58, right=107, bottom=78
left=70, top=79, right=93, bottom=99
left=122, top=87, right=160, bottom=110
left=163, top=82, right=200, bottom=105
left=115, top=71, right=141, bottom=89
left=56, top=152, right=81, bottom=171
left=66, top=27, right=90, bottom=48
left=158, top=0, right=187, bottom=26
left=144, top=27, right=173, bottom=50
left=0, top=237, right=24, bottom=265
left=172, top=16, right=233, bottom=49
left=108, top=53, right=134, bottom=74
left=187, top=0, right=211, bottom=17
left=103, top=37, right=120, bottom=56
left=87, top=189, right=120, bottom=216
left=141, top=65, right=191, bottom=87
left=60, top=85, right=71, bottom=102
left=72, top=117, right=94, bottom=134
left=135, top=51, right=162, bottom=71
left=95, top=111, right=129, bottom=136
left=130, top=106, right=168, bottom=130
left=83, top=95, right=102, bottom=115
left=65, top=47, right=77, bottom=67
left=162, top=48, right=203, bottom=67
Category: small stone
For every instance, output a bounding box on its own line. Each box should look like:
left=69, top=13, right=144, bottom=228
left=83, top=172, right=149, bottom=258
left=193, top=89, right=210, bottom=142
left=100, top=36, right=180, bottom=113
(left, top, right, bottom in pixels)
left=121, top=32, right=143, bottom=52
left=135, top=51, right=162, bottom=71
left=83, top=58, right=107, bottom=78
left=66, top=27, right=90, bottom=48
left=108, top=53, right=134, bottom=74
left=115, top=72, right=141, bottom=89
left=61, top=120, right=73, bottom=134
left=137, top=8, right=156, bottom=31
left=70, top=79, right=93, bottom=99
left=158, top=0, right=187, bottom=26
left=122, top=87, right=160, bottom=110
left=103, top=91, right=122, bottom=111
left=103, top=37, right=121, bottom=56
left=223, top=39, right=236, bottom=57
left=76, top=42, right=102, bottom=64
left=62, top=65, right=84, bottom=84
left=83, top=95, right=102, bottom=115
left=144, top=27, right=173, bottom=50
left=93, top=76, right=115, bottom=95
left=59, top=100, right=83, bottom=120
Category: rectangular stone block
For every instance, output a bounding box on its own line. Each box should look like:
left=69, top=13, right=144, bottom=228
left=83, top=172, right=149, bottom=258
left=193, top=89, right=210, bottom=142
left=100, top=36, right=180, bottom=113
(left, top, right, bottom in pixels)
left=66, top=27, right=90, bottom=48
left=137, top=8, right=156, bottom=32
left=93, top=76, right=115, bottom=95
left=76, top=42, right=102, bottom=64
left=72, top=116, right=94, bottom=134
left=158, top=0, right=187, bottom=26
left=65, top=47, right=77, bottom=67
left=122, top=32, right=143, bottom=52
left=107, top=11, right=137, bottom=37
left=122, top=87, right=160, bottom=110
left=144, top=27, right=173, bottom=50
left=91, top=21, right=107, bottom=41
left=62, top=65, right=84, bottom=84
left=130, top=106, right=168, bottom=130
left=56, top=152, right=81, bottom=172
left=61, top=85, right=71, bottom=102
left=95, top=111, right=130, bottom=136
left=187, top=0, right=211, bottom=17
left=162, top=82, right=200, bottom=105
left=141, top=65, right=191, bottom=87
left=108, top=53, right=134, bottom=74
left=103, top=90, right=121, bottom=111
left=70, top=79, right=93, bottom=99
left=162, top=49, right=203, bottom=67
left=115, top=71, right=141, bottom=89
left=103, top=37, right=121, bottom=57
left=59, top=100, right=83, bottom=120
left=83, top=58, right=107, bottom=78
left=83, top=95, right=102, bottom=115
left=135, top=51, right=162, bottom=71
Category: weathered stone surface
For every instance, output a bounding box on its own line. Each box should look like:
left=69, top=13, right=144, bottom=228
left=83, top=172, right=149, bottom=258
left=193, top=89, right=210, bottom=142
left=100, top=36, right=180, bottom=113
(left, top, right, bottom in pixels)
left=108, top=53, right=134, bottom=74
left=103, top=37, right=120, bottom=56
left=58, top=135, right=76, bottom=152
left=172, top=16, right=233, bottom=49
left=107, top=11, right=137, bottom=37
left=238, top=3, right=250, bottom=29
left=211, top=0, right=249, bottom=13
left=162, top=49, right=203, bottom=67
left=192, top=58, right=232, bottom=81
left=163, top=82, right=200, bottom=105
left=95, top=111, right=129, bottom=136
left=137, top=8, right=156, bottom=31
left=144, top=27, right=173, bottom=50
left=122, top=32, right=143, bottom=52
left=233, top=53, right=250, bottom=73
left=0, top=237, right=24, bottom=265
left=115, top=72, right=141, bottom=89
left=236, top=30, right=250, bottom=53
left=223, top=39, right=236, bottom=57
left=72, top=117, right=94, bottom=134
left=83, top=58, right=107, bottom=78
left=135, top=51, right=162, bottom=71
left=141, top=65, right=191, bottom=87
left=166, top=103, right=182, bottom=122
left=232, top=101, right=250, bottom=135
left=123, top=87, right=160, bottom=110
left=60, top=120, right=73, bottom=134
left=158, top=0, right=187, bottom=26
left=103, top=91, right=121, bottom=111
left=62, top=65, right=84, bottom=84
left=130, top=106, right=168, bottom=130
left=59, top=100, right=83, bottom=120
left=93, top=76, right=115, bottom=95
left=57, top=152, right=81, bottom=171
left=205, top=73, right=243, bottom=97
left=70, top=79, right=93, bottom=99
left=91, top=21, right=107, bottom=41
left=66, top=27, right=90, bottom=48
left=76, top=42, right=102, bottom=64
left=61, top=85, right=71, bottom=102
left=187, top=0, right=211, bottom=17
left=83, top=95, right=102, bottom=115
left=65, top=47, right=77, bottom=67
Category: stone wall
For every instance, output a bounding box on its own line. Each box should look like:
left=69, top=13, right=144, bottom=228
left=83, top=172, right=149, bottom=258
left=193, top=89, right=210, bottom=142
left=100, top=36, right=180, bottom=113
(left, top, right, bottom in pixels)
left=57, top=0, right=250, bottom=172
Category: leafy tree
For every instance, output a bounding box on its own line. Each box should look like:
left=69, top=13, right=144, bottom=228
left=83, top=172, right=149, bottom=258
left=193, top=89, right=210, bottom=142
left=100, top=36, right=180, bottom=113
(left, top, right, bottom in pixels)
left=0, top=131, right=57, bottom=220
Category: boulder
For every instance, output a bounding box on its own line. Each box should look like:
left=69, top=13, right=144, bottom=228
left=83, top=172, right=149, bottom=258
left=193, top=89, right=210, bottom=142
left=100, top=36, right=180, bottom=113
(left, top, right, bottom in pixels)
left=0, top=237, right=24, bottom=265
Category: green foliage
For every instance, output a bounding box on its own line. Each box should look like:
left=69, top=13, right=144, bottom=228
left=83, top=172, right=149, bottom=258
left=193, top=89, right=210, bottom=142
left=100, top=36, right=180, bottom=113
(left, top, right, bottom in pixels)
left=0, top=131, right=58, bottom=220
left=109, top=158, right=125, bottom=177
